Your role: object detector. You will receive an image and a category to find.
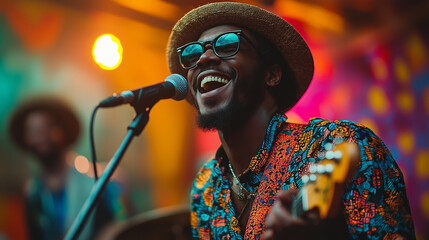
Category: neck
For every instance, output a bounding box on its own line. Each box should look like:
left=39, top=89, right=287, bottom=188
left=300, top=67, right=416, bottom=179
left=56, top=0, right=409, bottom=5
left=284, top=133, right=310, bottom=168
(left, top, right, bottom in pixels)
left=219, top=103, right=278, bottom=175
left=39, top=151, right=69, bottom=191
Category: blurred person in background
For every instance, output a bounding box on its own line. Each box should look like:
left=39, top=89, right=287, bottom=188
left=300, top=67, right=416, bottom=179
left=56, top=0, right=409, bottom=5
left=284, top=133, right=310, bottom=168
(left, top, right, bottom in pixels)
left=9, top=97, right=125, bottom=240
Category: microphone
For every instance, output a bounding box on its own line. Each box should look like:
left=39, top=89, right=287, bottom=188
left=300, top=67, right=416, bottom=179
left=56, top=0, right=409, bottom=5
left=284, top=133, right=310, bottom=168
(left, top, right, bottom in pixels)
left=99, top=74, right=188, bottom=108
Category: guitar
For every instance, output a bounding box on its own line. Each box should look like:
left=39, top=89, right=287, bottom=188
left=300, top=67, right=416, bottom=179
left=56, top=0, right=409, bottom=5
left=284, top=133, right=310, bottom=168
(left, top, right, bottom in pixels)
left=291, top=142, right=360, bottom=219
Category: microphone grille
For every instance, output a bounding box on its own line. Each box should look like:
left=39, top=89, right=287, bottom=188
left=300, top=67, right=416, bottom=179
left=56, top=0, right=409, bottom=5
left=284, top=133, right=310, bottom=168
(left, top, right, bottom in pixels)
left=165, top=74, right=188, bottom=100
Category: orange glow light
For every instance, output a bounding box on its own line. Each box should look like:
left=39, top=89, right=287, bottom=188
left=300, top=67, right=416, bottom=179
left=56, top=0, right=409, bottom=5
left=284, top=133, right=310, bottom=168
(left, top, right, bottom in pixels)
left=74, top=155, right=90, bottom=174
left=368, top=86, right=390, bottom=115
left=274, top=0, right=344, bottom=33
left=111, top=0, right=181, bottom=21
left=92, top=34, right=123, bottom=70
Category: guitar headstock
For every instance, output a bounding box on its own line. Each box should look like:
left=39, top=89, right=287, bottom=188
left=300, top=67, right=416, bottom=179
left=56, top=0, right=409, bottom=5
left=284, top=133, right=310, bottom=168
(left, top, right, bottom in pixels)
left=293, top=142, right=360, bottom=219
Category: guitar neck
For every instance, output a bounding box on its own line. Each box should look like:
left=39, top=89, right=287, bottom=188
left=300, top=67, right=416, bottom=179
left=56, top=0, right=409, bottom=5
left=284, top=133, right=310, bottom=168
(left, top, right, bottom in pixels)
left=290, top=142, right=360, bottom=220
left=291, top=189, right=306, bottom=218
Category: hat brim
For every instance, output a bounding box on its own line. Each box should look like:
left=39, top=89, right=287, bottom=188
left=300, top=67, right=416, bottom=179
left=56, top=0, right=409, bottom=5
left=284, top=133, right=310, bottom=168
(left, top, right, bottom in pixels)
left=9, top=97, right=81, bottom=151
left=167, top=2, right=314, bottom=109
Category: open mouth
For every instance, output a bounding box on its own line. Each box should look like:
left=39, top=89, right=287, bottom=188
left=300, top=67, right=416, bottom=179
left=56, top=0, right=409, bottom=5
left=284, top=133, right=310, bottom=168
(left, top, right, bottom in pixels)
left=199, top=75, right=231, bottom=93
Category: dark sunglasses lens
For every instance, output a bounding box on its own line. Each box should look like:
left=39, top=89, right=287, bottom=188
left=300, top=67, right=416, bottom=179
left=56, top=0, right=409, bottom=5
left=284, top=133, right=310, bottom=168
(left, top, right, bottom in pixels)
left=180, top=44, right=203, bottom=68
left=215, top=33, right=239, bottom=57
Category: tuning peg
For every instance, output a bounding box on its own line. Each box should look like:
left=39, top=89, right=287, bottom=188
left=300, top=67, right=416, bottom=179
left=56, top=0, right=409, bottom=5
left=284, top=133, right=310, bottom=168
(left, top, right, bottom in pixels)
left=333, top=150, right=343, bottom=159
left=324, top=142, right=333, bottom=151
left=325, top=150, right=334, bottom=159
left=309, top=164, right=317, bottom=173
left=302, top=175, right=309, bottom=184
left=325, top=150, right=343, bottom=161
left=317, top=164, right=325, bottom=174
left=324, top=163, right=334, bottom=173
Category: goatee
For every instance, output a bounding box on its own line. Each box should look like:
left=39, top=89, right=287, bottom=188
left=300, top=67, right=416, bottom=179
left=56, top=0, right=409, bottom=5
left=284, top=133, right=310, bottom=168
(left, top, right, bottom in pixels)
left=196, top=89, right=264, bottom=132
left=196, top=98, right=245, bottom=132
left=196, top=67, right=266, bottom=132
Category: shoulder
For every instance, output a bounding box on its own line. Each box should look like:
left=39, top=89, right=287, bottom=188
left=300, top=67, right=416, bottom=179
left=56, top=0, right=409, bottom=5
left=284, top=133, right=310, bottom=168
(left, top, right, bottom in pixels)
left=304, top=118, right=402, bottom=184
left=303, top=118, right=383, bottom=146
left=298, top=118, right=394, bottom=167
left=307, top=118, right=375, bottom=136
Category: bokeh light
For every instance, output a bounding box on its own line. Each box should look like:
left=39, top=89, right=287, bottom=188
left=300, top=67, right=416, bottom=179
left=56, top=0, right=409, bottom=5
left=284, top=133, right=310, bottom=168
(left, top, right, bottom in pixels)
left=416, top=150, right=429, bottom=178
left=405, top=34, right=426, bottom=71
left=396, top=131, right=415, bottom=156
left=395, top=90, right=414, bottom=113
left=394, top=58, right=410, bottom=85
left=421, top=192, right=429, bottom=218
left=368, top=86, right=390, bottom=115
left=74, top=155, right=90, bottom=174
left=92, top=34, right=123, bottom=70
left=371, top=57, right=389, bottom=82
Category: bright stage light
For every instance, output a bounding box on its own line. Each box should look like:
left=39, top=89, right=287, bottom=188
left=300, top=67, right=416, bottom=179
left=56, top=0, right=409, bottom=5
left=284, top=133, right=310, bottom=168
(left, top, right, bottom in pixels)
left=93, top=34, right=123, bottom=70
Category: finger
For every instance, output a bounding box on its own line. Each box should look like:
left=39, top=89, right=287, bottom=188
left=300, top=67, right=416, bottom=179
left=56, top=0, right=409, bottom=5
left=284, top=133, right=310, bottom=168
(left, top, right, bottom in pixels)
left=277, top=189, right=299, bottom=208
left=303, top=207, right=321, bottom=225
left=266, top=201, right=311, bottom=233
left=266, top=200, right=292, bottom=227
left=262, top=229, right=275, bottom=240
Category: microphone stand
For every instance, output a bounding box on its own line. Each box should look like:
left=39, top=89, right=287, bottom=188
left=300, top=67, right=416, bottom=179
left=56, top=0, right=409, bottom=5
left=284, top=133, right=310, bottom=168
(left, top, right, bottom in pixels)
left=64, top=105, right=150, bottom=240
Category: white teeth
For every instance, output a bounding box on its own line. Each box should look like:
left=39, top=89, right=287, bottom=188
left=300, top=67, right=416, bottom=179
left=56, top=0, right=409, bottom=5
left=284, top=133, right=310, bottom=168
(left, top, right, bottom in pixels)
left=200, top=76, right=229, bottom=89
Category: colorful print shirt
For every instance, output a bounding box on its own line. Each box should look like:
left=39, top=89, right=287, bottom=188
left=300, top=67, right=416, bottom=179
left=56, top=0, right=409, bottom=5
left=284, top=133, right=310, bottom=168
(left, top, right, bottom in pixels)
left=190, top=112, right=415, bottom=239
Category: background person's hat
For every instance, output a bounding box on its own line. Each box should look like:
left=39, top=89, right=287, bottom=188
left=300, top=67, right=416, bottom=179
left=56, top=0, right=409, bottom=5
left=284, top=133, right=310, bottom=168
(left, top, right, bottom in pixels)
left=9, top=97, right=81, bottom=151
left=167, top=2, right=314, bottom=108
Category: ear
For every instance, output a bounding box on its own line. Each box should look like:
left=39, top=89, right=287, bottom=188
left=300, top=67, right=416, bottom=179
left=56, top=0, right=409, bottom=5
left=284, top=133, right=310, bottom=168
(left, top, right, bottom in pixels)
left=264, top=64, right=282, bottom=87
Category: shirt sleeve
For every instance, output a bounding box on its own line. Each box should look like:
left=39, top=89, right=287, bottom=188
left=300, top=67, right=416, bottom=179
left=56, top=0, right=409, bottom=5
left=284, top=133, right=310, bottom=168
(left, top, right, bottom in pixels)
left=190, top=162, right=215, bottom=239
left=339, top=123, right=415, bottom=239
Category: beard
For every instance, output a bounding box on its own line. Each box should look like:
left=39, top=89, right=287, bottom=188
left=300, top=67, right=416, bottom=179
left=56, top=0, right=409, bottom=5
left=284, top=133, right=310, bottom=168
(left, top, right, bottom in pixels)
left=196, top=71, right=265, bottom=132
left=196, top=97, right=244, bottom=132
left=30, top=144, right=64, bottom=170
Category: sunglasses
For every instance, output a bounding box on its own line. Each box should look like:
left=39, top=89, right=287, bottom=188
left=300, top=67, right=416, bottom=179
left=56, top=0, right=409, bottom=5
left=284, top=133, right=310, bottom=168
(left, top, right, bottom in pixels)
left=176, top=30, right=256, bottom=69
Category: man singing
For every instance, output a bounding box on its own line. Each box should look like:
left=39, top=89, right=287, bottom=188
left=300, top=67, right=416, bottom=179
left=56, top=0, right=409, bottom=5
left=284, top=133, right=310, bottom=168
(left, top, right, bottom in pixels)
left=166, top=2, right=415, bottom=239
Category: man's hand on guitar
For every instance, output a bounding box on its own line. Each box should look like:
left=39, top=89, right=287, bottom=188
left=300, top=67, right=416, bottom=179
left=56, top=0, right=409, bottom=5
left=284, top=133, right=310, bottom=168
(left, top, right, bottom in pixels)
left=263, top=189, right=321, bottom=240
left=263, top=143, right=359, bottom=239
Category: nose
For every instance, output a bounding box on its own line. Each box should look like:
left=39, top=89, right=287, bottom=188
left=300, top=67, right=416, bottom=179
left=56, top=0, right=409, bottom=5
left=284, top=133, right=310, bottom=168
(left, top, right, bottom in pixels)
left=195, top=48, right=221, bottom=68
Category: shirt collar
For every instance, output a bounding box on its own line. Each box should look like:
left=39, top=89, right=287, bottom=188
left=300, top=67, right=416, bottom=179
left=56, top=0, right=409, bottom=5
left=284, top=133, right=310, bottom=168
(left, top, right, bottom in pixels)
left=216, top=111, right=288, bottom=178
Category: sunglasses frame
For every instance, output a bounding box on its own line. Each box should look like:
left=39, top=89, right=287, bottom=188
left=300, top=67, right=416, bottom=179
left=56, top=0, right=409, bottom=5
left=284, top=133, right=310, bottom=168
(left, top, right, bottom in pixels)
left=177, top=30, right=255, bottom=69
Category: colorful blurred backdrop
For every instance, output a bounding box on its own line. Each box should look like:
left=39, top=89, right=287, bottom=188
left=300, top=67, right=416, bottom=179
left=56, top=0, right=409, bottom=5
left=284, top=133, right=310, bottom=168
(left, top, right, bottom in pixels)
left=0, top=0, right=428, bottom=239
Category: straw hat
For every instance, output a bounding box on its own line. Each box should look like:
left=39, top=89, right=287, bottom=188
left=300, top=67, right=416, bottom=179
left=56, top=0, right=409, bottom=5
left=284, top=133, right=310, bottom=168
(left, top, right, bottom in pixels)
left=167, top=2, right=314, bottom=108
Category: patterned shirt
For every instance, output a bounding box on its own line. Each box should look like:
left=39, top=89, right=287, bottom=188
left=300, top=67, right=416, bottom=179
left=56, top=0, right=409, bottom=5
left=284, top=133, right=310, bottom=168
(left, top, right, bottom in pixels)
left=190, top=112, right=415, bottom=239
